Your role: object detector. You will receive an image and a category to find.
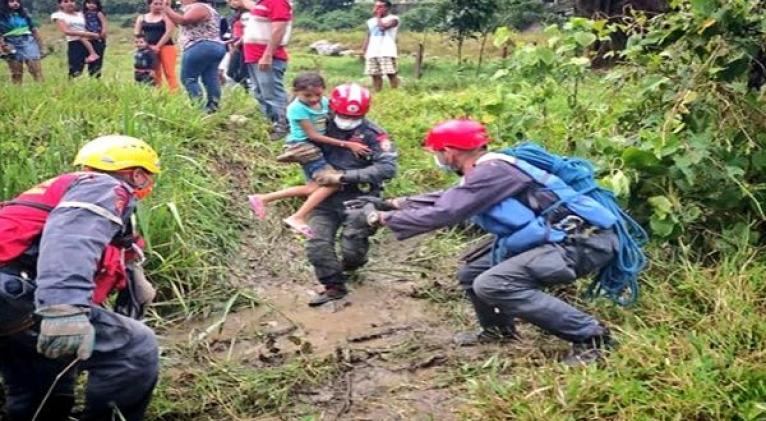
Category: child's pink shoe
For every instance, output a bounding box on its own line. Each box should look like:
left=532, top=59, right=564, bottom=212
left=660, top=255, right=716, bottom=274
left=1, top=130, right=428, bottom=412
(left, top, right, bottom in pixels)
left=283, top=217, right=314, bottom=239
left=248, top=195, right=266, bottom=220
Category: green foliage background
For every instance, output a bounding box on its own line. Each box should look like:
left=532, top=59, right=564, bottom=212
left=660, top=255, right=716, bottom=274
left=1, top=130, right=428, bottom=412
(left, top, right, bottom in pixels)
left=3, top=0, right=766, bottom=418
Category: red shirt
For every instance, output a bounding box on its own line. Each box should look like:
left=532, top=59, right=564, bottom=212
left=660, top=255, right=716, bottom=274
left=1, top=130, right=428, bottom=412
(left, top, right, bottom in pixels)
left=232, top=16, right=244, bottom=39
left=242, top=0, right=292, bottom=64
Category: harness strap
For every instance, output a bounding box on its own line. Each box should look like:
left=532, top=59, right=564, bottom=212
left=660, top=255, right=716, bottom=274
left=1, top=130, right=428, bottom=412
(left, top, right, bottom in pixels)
left=0, top=200, right=55, bottom=213
left=57, top=201, right=124, bottom=226
left=1, top=199, right=123, bottom=226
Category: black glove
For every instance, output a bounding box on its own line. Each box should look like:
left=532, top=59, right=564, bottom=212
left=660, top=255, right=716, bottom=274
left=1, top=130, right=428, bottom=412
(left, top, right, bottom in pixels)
left=344, top=196, right=397, bottom=211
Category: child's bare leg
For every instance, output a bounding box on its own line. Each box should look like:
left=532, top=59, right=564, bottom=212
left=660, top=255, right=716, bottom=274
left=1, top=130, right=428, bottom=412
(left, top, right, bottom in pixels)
left=289, top=184, right=339, bottom=224
left=260, top=184, right=317, bottom=204
left=248, top=184, right=317, bottom=220
left=80, top=38, right=99, bottom=63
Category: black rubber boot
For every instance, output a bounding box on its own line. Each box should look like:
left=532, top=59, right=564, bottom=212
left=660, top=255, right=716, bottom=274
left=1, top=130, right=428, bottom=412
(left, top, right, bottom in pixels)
left=453, top=327, right=519, bottom=346
left=562, top=330, right=614, bottom=366
left=308, top=285, right=348, bottom=307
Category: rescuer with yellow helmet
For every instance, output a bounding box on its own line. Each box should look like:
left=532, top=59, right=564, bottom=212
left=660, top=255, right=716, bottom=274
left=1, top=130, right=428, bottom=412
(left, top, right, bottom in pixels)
left=0, top=135, right=161, bottom=421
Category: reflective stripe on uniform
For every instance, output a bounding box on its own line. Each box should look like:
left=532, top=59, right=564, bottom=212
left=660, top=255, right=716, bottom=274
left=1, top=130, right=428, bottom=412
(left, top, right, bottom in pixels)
left=56, top=201, right=124, bottom=227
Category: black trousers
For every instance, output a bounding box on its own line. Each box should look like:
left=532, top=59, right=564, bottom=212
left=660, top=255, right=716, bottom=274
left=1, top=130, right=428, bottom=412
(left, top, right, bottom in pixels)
left=305, top=192, right=375, bottom=286
left=67, top=39, right=106, bottom=78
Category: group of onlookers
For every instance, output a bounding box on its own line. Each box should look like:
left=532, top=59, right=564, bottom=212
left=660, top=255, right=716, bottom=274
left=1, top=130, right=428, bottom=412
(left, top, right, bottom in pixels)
left=2, top=0, right=401, bottom=121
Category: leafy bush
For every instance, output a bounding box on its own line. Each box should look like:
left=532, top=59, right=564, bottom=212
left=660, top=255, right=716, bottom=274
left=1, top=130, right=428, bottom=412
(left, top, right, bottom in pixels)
left=293, top=4, right=368, bottom=32
left=485, top=1, right=766, bottom=247
left=496, top=0, right=553, bottom=30
left=399, top=5, right=441, bottom=32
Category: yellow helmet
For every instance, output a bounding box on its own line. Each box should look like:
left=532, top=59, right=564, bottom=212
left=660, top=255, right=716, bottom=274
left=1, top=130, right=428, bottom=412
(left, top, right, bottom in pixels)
left=74, top=135, right=161, bottom=174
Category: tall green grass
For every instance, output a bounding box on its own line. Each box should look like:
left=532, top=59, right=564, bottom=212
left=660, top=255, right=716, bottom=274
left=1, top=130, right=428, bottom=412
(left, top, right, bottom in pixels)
left=4, top=23, right=766, bottom=420
left=461, top=243, right=766, bottom=420
left=0, top=52, right=265, bottom=317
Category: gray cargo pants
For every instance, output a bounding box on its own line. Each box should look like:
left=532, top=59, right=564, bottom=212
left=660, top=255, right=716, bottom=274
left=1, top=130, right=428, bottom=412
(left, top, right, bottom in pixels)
left=306, top=204, right=373, bottom=287
left=0, top=270, right=159, bottom=421
left=457, top=229, right=618, bottom=343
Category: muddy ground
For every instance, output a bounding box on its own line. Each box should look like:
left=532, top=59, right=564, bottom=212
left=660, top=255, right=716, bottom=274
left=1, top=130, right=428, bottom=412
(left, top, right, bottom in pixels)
left=158, top=141, right=572, bottom=420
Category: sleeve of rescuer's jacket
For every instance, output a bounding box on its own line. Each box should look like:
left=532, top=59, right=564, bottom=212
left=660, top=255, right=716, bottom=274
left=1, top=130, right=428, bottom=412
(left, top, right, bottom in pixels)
left=341, top=129, right=398, bottom=186
left=384, top=160, right=535, bottom=240
left=34, top=174, right=134, bottom=309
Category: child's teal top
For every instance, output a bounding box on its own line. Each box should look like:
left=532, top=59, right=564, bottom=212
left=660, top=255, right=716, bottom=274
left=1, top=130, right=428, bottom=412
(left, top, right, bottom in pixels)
left=286, top=97, right=330, bottom=143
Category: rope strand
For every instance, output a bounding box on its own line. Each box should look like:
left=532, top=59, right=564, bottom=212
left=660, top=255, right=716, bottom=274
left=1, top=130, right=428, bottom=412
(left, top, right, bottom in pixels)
left=504, top=142, right=648, bottom=306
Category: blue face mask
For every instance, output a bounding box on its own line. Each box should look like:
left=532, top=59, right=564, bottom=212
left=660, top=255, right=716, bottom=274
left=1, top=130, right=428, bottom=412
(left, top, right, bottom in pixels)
left=433, top=155, right=453, bottom=172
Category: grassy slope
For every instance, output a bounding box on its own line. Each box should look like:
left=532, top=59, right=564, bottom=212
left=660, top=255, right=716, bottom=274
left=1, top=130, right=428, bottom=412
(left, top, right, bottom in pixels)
left=2, top=23, right=766, bottom=420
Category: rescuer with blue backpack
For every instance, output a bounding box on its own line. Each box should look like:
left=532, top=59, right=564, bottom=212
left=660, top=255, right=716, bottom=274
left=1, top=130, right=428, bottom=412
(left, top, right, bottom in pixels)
left=345, top=118, right=647, bottom=365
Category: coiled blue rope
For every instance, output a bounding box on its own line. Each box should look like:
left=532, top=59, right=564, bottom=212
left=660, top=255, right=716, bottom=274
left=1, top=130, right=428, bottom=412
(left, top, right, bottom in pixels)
left=502, top=142, right=648, bottom=306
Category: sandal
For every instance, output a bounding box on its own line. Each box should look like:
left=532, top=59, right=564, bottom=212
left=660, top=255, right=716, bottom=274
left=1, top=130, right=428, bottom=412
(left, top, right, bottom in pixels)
left=283, top=217, right=314, bottom=239
left=248, top=195, right=266, bottom=220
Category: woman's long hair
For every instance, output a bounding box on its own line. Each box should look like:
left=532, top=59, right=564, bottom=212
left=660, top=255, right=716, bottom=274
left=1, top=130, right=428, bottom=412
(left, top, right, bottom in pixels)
left=0, top=0, right=32, bottom=23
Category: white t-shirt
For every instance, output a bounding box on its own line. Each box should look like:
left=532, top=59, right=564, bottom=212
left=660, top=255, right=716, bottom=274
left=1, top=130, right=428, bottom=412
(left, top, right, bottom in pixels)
left=365, top=15, right=399, bottom=59
left=51, top=11, right=86, bottom=42
left=243, top=8, right=291, bottom=46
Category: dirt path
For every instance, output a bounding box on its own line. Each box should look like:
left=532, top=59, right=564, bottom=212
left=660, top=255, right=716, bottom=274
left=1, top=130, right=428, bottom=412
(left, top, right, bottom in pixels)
left=161, top=141, right=552, bottom=420
left=232, top=225, right=466, bottom=420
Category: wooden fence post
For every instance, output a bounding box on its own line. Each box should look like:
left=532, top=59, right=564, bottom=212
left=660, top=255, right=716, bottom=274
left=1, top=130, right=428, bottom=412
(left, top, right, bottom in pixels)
left=415, top=42, right=425, bottom=79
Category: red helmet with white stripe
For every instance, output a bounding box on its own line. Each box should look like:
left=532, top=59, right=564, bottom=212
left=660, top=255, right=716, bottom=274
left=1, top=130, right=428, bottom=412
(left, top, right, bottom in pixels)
left=330, top=83, right=371, bottom=117
left=424, top=119, right=490, bottom=151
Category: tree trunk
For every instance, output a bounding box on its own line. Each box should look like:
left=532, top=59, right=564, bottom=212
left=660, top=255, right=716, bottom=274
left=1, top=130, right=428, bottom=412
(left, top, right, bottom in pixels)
left=457, top=38, right=463, bottom=65
left=415, top=42, right=425, bottom=79
left=477, top=32, right=489, bottom=74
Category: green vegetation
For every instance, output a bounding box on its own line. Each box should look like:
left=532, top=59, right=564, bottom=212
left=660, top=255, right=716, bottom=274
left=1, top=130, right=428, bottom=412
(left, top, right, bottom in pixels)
left=3, top=1, right=766, bottom=417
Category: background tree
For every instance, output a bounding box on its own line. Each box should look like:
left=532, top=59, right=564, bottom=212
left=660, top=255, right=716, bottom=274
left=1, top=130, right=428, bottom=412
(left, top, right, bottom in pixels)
left=294, top=0, right=354, bottom=15
left=574, top=0, right=669, bottom=66
left=438, top=0, right=499, bottom=64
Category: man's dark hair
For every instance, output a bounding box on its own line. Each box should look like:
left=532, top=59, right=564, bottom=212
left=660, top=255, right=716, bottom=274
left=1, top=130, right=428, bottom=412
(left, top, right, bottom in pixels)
left=376, top=0, right=392, bottom=9
left=135, top=33, right=146, bottom=40
left=293, top=72, right=325, bottom=91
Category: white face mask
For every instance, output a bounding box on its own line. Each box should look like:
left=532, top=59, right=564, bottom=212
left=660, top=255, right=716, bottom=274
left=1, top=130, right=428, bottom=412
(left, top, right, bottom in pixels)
left=433, top=154, right=453, bottom=172
left=334, top=116, right=363, bottom=131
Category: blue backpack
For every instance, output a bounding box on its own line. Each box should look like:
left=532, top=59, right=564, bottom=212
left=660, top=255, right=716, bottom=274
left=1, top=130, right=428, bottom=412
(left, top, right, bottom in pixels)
left=501, top=142, right=648, bottom=306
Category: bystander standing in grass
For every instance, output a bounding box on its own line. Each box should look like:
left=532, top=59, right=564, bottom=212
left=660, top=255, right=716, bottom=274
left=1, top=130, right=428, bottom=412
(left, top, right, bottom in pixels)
left=237, top=0, right=292, bottom=140
left=163, top=0, right=226, bottom=113
left=81, top=0, right=106, bottom=73
left=0, top=0, right=44, bottom=83
left=362, top=0, right=400, bottom=92
left=51, top=0, right=102, bottom=78
left=133, top=33, right=156, bottom=85
left=134, top=0, right=178, bottom=91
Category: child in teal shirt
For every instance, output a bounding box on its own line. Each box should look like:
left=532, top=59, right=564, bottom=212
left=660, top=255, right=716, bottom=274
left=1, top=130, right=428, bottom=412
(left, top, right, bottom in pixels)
left=248, top=72, right=370, bottom=237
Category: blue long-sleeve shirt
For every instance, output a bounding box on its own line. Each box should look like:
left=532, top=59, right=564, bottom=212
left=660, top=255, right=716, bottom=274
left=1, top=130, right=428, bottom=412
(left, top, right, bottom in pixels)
left=34, top=173, right=135, bottom=309
left=384, top=156, right=565, bottom=240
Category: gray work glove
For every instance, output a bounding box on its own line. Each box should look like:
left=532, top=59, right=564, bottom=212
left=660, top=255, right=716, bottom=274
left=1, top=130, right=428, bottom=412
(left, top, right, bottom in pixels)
left=314, top=169, right=345, bottom=186
left=36, top=304, right=95, bottom=360
left=344, top=195, right=398, bottom=211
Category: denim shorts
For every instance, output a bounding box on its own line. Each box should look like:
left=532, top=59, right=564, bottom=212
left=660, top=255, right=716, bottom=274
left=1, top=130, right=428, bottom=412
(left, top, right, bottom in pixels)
left=5, top=35, right=41, bottom=61
left=302, top=157, right=330, bottom=181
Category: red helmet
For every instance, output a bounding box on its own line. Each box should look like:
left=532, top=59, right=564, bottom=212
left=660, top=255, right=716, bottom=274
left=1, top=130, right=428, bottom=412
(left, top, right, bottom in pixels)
left=330, top=83, right=371, bottom=117
left=424, top=119, right=490, bottom=151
